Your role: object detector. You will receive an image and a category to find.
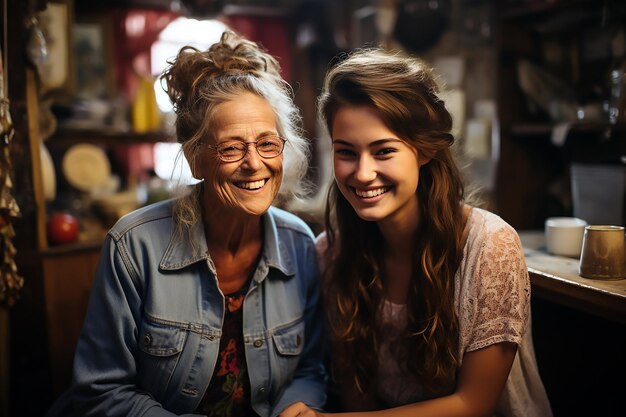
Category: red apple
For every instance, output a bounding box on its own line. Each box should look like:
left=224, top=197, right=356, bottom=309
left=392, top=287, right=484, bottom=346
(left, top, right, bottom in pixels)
left=47, top=212, right=80, bottom=245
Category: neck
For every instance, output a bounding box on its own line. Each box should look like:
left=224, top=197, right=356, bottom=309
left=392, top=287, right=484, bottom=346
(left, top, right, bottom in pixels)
left=202, top=201, right=263, bottom=256
left=377, top=202, right=420, bottom=257
left=375, top=198, right=419, bottom=303
left=378, top=215, right=417, bottom=304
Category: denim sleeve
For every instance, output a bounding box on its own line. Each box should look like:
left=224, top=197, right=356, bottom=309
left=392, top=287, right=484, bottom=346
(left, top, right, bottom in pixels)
left=270, top=238, right=327, bottom=416
left=67, top=235, right=202, bottom=417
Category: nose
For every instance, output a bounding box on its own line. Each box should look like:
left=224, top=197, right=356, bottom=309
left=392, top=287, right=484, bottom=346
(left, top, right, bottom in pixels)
left=240, top=143, right=263, bottom=170
left=354, top=155, right=376, bottom=183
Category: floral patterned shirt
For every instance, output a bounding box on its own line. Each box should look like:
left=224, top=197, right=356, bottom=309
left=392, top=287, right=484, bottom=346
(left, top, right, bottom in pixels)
left=196, top=283, right=259, bottom=417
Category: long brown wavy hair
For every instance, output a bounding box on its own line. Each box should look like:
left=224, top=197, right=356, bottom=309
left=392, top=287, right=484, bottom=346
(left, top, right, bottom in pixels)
left=318, top=49, right=465, bottom=398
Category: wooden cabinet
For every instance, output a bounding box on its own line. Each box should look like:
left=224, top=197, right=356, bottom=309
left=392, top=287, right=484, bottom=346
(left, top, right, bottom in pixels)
left=531, top=296, right=626, bottom=416
left=494, top=4, right=626, bottom=415
left=10, top=125, right=171, bottom=415
left=494, top=0, right=626, bottom=229
left=2, top=1, right=174, bottom=414
left=36, top=129, right=171, bottom=396
left=9, top=62, right=173, bottom=417
left=41, top=242, right=101, bottom=396
left=520, top=231, right=626, bottom=416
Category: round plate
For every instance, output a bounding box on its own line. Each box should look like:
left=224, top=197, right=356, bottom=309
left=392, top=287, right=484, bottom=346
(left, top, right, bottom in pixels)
left=40, top=141, right=56, bottom=201
left=62, top=144, right=111, bottom=193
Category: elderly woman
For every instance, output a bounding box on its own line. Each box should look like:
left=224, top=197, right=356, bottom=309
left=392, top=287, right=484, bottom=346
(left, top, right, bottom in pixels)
left=46, top=31, right=326, bottom=417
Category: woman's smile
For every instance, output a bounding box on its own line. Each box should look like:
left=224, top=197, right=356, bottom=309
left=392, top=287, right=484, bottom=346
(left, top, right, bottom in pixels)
left=353, top=186, right=391, bottom=199
left=233, top=178, right=268, bottom=190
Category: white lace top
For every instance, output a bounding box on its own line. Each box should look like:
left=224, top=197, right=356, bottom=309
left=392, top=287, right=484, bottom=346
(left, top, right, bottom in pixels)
left=316, top=207, right=553, bottom=417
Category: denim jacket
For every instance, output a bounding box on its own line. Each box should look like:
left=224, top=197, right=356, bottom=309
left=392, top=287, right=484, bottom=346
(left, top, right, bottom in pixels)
left=48, top=198, right=326, bottom=417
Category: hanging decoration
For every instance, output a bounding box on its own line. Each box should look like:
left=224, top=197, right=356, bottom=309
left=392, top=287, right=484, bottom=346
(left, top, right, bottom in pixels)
left=26, top=17, right=48, bottom=79
left=0, top=41, right=23, bottom=307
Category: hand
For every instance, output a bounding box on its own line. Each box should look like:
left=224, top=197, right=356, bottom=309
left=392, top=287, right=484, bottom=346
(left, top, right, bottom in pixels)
left=279, top=402, right=327, bottom=417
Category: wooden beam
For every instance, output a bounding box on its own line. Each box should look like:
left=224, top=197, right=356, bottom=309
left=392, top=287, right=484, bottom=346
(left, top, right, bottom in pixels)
left=25, top=68, right=47, bottom=250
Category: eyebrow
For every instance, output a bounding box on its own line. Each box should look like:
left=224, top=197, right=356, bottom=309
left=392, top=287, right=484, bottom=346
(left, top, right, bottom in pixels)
left=218, top=131, right=279, bottom=142
left=332, top=138, right=403, bottom=147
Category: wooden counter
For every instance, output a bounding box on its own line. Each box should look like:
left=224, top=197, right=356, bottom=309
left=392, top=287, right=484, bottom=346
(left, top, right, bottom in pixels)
left=519, top=231, right=626, bottom=324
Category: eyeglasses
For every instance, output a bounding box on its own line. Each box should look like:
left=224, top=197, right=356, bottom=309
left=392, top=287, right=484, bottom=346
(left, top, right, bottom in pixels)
left=207, top=136, right=287, bottom=163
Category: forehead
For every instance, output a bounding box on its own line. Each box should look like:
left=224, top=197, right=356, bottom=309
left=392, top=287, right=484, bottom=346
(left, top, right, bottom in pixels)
left=332, top=105, right=398, bottom=142
left=211, top=92, right=278, bottom=139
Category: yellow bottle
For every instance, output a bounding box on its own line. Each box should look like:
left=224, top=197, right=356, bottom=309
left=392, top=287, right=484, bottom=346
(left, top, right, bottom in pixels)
left=132, top=75, right=160, bottom=133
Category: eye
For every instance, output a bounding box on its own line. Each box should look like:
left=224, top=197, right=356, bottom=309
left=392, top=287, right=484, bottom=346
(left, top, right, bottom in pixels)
left=375, top=147, right=397, bottom=157
left=334, top=148, right=356, bottom=158
left=219, top=141, right=245, bottom=155
left=258, top=137, right=280, bottom=149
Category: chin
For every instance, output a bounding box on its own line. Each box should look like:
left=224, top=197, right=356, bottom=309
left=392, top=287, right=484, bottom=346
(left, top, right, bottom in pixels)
left=353, top=209, right=386, bottom=222
left=230, top=189, right=276, bottom=214
left=241, top=206, right=272, bottom=217
left=237, top=198, right=275, bottom=216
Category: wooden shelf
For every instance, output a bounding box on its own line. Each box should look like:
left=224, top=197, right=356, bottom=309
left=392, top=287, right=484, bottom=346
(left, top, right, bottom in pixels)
left=497, top=0, right=624, bottom=34
left=222, top=4, right=290, bottom=17
left=40, top=238, right=105, bottom=257
left=499, top=0, right=596, bottom=20
left=48, top=128, right=175, bottom=147
left=509, top=121, right=626, bottom=138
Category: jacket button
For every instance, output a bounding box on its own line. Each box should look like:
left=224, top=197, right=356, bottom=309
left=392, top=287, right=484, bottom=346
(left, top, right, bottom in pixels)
left=258, top=387, right=266, bottom=395
left=253, top=339, right=263, bottom=348
left=143, top=333, right=152, bottom=347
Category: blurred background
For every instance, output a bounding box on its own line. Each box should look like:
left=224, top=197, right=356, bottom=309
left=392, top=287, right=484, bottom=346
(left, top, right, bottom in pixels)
left=1, top=0, right=625, bottom=416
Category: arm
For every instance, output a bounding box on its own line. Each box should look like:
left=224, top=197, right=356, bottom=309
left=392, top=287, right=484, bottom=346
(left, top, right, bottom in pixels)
left=69, top=235, right=201, bottom=417
left=282, top=221, right=527, bottom=417
left=280, top=342, right=517, bottom=417
left=271, top=238, right=327, bottom=416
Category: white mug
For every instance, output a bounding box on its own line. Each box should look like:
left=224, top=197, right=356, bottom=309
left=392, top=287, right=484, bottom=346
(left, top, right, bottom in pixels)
left=545, top=217, right=588, bottom=257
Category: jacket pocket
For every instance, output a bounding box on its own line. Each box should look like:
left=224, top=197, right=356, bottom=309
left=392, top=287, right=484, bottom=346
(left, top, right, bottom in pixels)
left=137, top=317, right=187, bottom=400
left=270, top=317, right=305, bottom=385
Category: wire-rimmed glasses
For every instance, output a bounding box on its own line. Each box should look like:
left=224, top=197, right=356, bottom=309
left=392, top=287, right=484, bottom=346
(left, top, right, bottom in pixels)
left=207, top=136, right=287, bottom=163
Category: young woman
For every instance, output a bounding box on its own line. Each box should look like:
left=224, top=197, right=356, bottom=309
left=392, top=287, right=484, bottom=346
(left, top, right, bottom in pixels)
left=281, top=49, right=552, bottom=417
left=45, top=31, right=326, bottom=417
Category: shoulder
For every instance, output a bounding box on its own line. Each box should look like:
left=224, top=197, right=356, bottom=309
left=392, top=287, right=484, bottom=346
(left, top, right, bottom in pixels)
left=107, top=199, right=175, bottom=241
left=457, top=208, right=530, bottom=352
left=314, top=231, right=329, bottom=253
left=268, top=206, right=315, bottom=241
left=459, top=206, right=529, bottom=308
left=314, top=231, right=329, bottom=270
left=464, top=207, right=522, bottom=258
left=461, top=207, right=526, bottom=284
left=314, top=230, right=339, bottom=281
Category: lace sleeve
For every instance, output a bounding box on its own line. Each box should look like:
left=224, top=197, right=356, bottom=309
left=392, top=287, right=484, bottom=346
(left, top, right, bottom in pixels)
left=465, top=223, right=531, bottom=353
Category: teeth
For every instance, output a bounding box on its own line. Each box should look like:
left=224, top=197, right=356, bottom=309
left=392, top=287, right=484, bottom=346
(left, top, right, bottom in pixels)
left=236, top=180, right=266, bottom=190
left=355, top=187, right=389, bottom=198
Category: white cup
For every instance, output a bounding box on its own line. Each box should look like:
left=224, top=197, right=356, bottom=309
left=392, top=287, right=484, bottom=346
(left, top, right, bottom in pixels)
left=545, top=217, right=588, bottom=257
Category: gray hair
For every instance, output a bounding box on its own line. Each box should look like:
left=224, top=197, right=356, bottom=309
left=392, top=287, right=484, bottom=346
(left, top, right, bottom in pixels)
left=160, top=31, right=310, bottom=234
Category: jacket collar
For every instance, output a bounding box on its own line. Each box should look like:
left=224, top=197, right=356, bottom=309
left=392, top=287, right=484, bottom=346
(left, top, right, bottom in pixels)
left=159, top=206, right=295, bottom=279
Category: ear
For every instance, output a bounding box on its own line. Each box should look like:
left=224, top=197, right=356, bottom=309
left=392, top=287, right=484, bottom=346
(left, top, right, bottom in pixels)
left=418, top=154, right=432, bottom=166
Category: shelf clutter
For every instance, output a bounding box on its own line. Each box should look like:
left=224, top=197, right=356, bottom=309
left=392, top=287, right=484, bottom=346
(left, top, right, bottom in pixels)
left=48, top=127, right=174, bottom=147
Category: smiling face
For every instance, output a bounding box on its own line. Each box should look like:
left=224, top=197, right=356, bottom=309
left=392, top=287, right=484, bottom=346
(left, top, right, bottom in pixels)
left=332, top=105, right=430, bottom=225
left=195, top=92, right=283, bottom=217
